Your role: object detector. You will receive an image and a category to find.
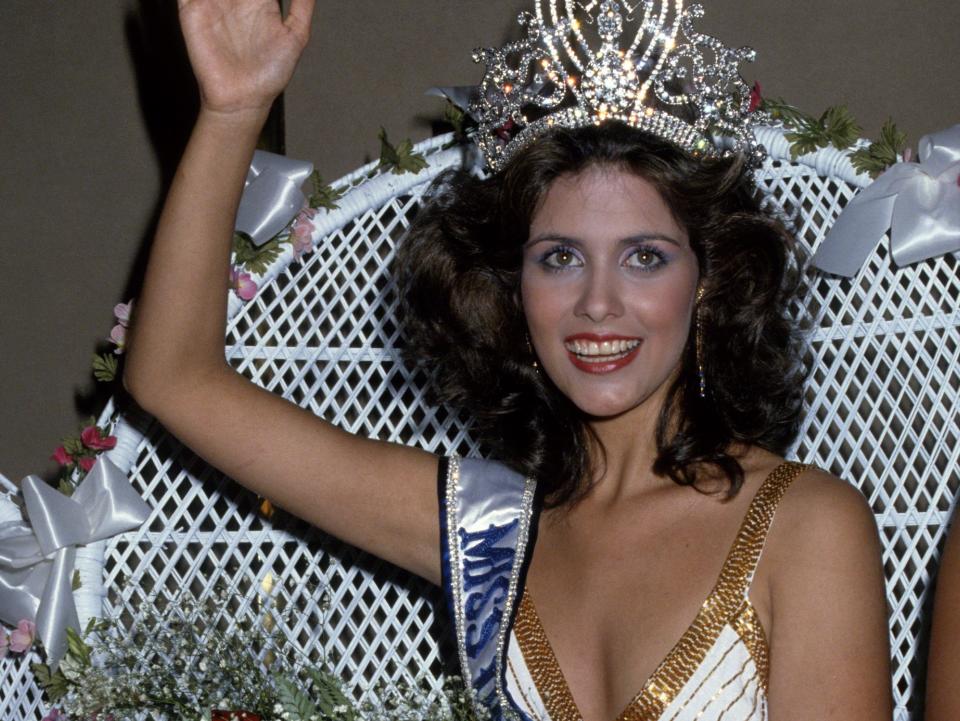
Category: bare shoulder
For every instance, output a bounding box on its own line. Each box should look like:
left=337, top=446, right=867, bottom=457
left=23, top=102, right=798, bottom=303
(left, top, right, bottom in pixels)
left=753, top=458, right=891, bottom=719
left=735, top=447, right=877, bottom=552
left=767, top=463, right=880, bottom=565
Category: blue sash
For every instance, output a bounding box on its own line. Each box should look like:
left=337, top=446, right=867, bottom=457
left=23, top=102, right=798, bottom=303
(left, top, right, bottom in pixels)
left=439, top=456, right=538, bottom=721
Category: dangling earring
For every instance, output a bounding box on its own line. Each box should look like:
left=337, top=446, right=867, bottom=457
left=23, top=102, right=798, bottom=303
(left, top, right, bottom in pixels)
left=696, top=287, right=707, bottom=399
left=525, top=333, right=540, bottom=372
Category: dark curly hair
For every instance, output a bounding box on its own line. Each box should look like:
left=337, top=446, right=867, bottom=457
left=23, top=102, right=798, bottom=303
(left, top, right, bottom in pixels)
left=395, top=122, right=806, bottom=506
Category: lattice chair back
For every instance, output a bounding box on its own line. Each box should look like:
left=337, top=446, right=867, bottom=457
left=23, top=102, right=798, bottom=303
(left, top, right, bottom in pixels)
left=2, top=128, right=957, bottom=721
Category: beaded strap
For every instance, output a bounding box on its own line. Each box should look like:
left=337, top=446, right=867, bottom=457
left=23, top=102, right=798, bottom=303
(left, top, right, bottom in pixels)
left=512, top=461, right=807, bottom=721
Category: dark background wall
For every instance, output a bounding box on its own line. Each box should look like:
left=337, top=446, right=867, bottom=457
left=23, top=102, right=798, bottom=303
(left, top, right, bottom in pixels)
left=1, top=0, right=958, bottom=481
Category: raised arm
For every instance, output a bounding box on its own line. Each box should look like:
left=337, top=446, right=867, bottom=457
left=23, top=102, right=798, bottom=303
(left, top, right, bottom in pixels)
left=124, top=0, right=441, bottom=584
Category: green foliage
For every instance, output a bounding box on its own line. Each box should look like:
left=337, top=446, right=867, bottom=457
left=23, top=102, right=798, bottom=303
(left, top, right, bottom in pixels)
left=306, top=668, right=357, bottom=719
left=72, top=569, right=82, bottom=591
left=275, top=676, right=321, bottom=720
left=63, top=436, right=84, bottom=457
left=850, top=118, right=907, bottom=177
left=309, top=170, right=346, bottom=211
left=57, top=478, right=75, bottom=496
left=92, top=353, right=118, bottom=383
left=65, top=626, right=92, bottom=668
left=378, top=128, right=429, bottom=176
left=31, top=662, right=70, bottom=703
left=443, top=102, right=468, bottom=140
left=762, top=98, right=862, bottom=159
left=30, top=582, right=483, bottom=721
left=233, top=232, right=284, bottom=276
left=763, top=96, right=907, bottom=175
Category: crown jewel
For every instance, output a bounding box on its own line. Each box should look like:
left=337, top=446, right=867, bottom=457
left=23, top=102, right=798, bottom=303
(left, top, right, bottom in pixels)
left=471, top=1, right=766, bottom=171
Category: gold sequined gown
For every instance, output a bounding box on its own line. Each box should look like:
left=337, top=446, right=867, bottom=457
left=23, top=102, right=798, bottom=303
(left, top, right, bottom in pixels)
left=439, top=456, right=805, bottom=721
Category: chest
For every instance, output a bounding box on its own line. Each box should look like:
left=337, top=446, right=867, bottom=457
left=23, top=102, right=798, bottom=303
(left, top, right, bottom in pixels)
left=520, top=497, right=768, bottom=720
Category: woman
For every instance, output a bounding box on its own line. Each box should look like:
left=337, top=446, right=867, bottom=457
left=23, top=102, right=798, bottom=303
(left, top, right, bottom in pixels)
left=125, top=0, right=891, bottom=718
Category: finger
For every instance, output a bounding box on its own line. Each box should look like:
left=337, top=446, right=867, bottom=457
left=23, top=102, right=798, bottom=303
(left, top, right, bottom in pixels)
left=285, top=0, right=316, bottom=37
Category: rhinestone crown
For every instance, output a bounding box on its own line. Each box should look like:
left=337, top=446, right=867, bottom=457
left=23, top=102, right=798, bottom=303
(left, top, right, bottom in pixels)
left=471, top=0, right=766, bottom=171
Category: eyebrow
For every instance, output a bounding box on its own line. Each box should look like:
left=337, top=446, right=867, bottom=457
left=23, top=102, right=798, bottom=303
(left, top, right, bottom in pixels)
left=524, top=232, right=684, bottom=249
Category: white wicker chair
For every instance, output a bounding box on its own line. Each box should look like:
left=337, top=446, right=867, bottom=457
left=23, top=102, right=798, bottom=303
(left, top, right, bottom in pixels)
left=2, top=127, right=957, bottom=721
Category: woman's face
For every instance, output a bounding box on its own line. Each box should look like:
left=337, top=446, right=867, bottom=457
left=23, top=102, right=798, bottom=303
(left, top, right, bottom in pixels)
left=521, top=165, right=700, bottom=419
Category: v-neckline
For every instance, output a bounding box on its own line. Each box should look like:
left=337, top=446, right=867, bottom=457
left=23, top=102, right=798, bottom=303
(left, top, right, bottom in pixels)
left=510, top=461, right=804, bottom=721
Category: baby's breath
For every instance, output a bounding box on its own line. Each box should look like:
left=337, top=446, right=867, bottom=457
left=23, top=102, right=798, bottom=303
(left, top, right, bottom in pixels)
left=32, top=589, right=486, bottom=721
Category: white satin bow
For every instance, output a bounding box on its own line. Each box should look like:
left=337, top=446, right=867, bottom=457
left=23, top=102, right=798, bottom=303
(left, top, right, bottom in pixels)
left=235, top=150, right=314, bottom=247
left=0, top=458, right=150, bottom=668
left=812, top=124, right=960, bottom=276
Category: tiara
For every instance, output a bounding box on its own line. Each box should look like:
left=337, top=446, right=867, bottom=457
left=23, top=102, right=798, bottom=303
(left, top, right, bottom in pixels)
left=470, top=0, right=767, bottom=171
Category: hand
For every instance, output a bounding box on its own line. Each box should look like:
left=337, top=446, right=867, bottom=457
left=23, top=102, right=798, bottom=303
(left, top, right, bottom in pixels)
left=178, top=0, right=315, bottom=117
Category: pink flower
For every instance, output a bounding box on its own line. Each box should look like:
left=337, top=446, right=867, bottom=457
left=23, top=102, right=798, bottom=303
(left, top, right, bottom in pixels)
left=42, top=708, right=66, bottom=721
left=80, top=426, right=117, bottom=451
left=290, top=214, right=316, bottom=258
left=9, top=619, right=35, bottom=653
left=230, top=267, right=258, bottom=302
left=51, top=446, right=73, bottom=466
left=748, top=81, right=763, bottom=113
left=113, top=300, right=134, bottom=327
left=77, top=457, right=96, bottom=473
left=109, top=323, right=127, bottom=354
left=0, top=629, right=8, bottom=658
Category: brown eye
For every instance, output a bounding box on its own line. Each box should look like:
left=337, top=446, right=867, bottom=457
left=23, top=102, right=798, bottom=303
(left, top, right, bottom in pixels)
left=542, top=246, right=583, bottom=269
left=625, top=246, right=666, bottom=271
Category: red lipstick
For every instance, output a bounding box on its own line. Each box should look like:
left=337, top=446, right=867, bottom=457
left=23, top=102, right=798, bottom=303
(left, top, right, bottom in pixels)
left=564, top=333, right=642, bottom=375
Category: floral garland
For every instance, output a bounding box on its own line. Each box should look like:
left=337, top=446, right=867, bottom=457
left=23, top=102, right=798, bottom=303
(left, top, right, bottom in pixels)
left=28, top=591, right=482, bottom=721
left=0, top=127, right=436, bottom=721
left=229, top=129, right=427, bottom=303
left=751, top=83, right=907, bottom=178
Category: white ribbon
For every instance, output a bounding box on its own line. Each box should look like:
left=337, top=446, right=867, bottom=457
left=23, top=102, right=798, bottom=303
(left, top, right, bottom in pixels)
left=812, top=124, right=960, bottom=276
left=235, top=150, right=314, bottom=247
left=0, top=458, right=151, bottom=668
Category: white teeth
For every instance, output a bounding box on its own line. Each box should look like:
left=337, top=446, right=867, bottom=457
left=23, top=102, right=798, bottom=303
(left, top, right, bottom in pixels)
left=565, top=338, right=641, bottom=357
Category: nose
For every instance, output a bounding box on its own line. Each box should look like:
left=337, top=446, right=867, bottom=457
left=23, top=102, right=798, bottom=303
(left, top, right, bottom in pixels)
left=573, top=266, right=625, bottom=323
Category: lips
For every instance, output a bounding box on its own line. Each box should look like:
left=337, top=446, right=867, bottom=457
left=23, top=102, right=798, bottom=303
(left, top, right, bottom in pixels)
left=563, top=334, right=642, bottom=374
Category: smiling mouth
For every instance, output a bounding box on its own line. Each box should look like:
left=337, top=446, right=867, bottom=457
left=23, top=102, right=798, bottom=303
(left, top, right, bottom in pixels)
left=563, top=337, right=643, bottom=374
left=564, top=338, right=641, bottom=360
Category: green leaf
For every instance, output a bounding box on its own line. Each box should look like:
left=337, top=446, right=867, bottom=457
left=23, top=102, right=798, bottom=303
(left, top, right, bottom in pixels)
left=275, top=675, right=320, bottom=721
left=309, top=171, right=345, bottom=211
left=759, top=97, right=813, bottom=129
left=72, top=569, right=82, bottom=591
left=58, top=653, right=84, bottom=683
left=444, top=101, right=467, bottom=138
left=63, top=436, right=84, bottom=456
left=92, top=353, right=119, bottom=382
left=57, top=478, right=75, bottom=497
left=378, top=128, right=429, bottom=176
left=850, top=118, right=907, bottom=178
left=305, top=668, right=357, bottom=719
left=65, top=626, right=92, bottom=668
left=819, top=105, right=862, bottom=150
left=31, top=662, right=71, bottom=703
left=765, top=97, right=862, bottom=158
left=232, top=232, right=284, bottom=276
